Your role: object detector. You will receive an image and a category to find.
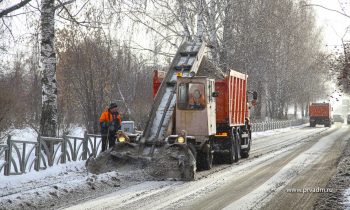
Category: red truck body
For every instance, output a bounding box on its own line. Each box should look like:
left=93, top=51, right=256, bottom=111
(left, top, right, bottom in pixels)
left=309, top=103, right=332, bottom=127
left=215, top=70, right=247, bottom=126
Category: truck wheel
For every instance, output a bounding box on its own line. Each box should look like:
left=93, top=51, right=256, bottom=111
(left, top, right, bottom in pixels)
left=241, top=132, right=251, bottom=159
left=227, top=130, right=239, bottom=164
left=227, top=140, right=235, bottom=164
left=310, top=123, right=316, bottom=127
left=233, top=133, right=240, bottom=162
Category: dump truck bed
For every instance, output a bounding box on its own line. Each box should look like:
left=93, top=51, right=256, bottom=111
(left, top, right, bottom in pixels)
left=215, top=70, right=247, bottom=126
left=309, top=103, right=331, bottom=118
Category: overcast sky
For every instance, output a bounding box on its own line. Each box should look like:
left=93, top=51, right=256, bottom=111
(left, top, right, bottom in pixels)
left=311, top=0, right=350, bottom=48
left=2, top=0, right=350, bottom=56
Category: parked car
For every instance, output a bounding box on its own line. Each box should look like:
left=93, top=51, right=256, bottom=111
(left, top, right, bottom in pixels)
left=333, top=114, right=344, bottom=123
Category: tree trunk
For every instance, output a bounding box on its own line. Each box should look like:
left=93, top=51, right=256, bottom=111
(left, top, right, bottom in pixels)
left=40, top=0, right=57, bottom=137
left=178, top=0, right=191, bottom=40
left=196, top=0, right=204, bottom=41
left=301, top=103, right=305, bottom=118
left=305, top=103, right=309, bottom=117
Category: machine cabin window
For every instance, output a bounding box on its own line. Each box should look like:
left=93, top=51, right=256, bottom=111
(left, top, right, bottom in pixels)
left=178, top=83, right=206, bottom=110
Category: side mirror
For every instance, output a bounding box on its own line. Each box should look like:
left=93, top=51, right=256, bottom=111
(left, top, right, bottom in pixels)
left=212, top=92, right=219, bottom=97
left=253, top=91, right=258, bottom=100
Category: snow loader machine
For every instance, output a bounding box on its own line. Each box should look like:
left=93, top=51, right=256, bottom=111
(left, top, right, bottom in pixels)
left=86, top=40, right=257, bottom=181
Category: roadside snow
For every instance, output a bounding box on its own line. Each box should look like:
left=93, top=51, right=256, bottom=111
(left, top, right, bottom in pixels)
left=8, top=127, right=38, bottom=142
left=343, top=188, right=350, bottom=209
left=1, top=125, right=86, bottom=143
left=0, top=161, right=86, bottom=192
left=67, top=126, right=85, bottom=138
left=252, top=124, right=307, bottom=139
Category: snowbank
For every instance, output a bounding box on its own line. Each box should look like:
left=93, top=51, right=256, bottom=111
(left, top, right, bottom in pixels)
left=252, top=124, right=307, bottom=139
left=7, top=127, right=38, bottom=142
left=0, top=161, right=86, bottom=190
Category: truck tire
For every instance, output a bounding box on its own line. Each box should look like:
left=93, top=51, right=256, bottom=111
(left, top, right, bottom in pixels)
left=233, top=132, right=240, bottom=162
left=310, top=123, right=316, bottom=127
left=226, top=130, right=239, bottom=164
left=226, top=140, right=235, bottom=164
left=241, top=132, right=251, bottom=159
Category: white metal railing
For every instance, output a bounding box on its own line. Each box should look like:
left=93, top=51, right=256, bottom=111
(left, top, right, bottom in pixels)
left=251, top=119, right=308, bottom=132
left=0, top=132, right=102, bottom=176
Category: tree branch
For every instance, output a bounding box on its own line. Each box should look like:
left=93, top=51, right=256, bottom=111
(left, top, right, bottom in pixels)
left=54, top=0, right=76, bottom=10
left=1, top=18, right=15, bottom=39
left=302, top=3, right=350, bottom=19
left=0, top=0, right=33, bottom=18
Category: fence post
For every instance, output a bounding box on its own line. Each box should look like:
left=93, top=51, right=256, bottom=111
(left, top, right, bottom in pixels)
left=61, top=135, right=67, bottom=164
left=4, top=135, right=11, bottom=176
left=34, top=136, right=41, bottom=171
left=82, top=131, right=88, bottom=160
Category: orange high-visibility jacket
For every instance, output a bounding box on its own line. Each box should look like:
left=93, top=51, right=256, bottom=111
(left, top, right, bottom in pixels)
left=188, top=95, right=205, bottom=106
left=99, top=110, right=122, bottom=127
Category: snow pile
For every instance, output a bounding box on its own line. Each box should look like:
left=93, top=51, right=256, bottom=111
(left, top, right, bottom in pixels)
left=343, top=188, right=350, bottom=209
left=0, top=160, right=131, bottom=210
left=87, top=143, right=196, bottom=181
left=1, top=125, right=86, bottom=143
left=66, top=126, right=85, bottom=138
left=7, top=127, right=38, bottom=142
left=252, top=124, right=307, bottom=139
left=0, top=161, right=86, bottom=191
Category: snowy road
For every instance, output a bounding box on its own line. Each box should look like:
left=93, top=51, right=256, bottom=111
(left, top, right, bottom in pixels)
left=62, top=123, right=350, bottom=210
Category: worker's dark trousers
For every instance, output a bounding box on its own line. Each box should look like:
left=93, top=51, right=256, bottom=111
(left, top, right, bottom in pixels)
left=101, top=132, right=116, bottom=152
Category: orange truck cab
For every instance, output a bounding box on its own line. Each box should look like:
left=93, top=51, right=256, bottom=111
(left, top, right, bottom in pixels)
left=309, top=103, right=333, bottom=127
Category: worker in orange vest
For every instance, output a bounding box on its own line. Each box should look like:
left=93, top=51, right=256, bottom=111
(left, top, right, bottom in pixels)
left=189, top=89, right=205, bottom=109
left=99, top=103, right=122, bottom=152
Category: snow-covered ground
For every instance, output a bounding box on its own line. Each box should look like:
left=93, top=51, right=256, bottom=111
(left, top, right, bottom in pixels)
left=0, top=124, right=313, bottom=209
left=252, top=124, right=307, bottom=139
left=343, top=189, right=350, bottom=209
left=1, top=127, right=38, bottom=143
left=4, top=123, right=341, bottom=210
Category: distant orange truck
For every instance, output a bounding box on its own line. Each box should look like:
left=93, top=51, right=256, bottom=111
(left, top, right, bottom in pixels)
left=309, top=103, right=333, bottom=127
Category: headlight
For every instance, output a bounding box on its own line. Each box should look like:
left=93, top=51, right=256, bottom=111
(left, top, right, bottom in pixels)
left=118, top=137, right=126, bottom=142
left=177, top=136, right=185, bottom=144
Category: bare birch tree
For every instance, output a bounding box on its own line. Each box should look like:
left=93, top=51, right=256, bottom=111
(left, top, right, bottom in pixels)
left=40, top=0, right=58, bottom=137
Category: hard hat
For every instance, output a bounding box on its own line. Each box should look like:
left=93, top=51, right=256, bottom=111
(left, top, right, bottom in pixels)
left=109, top=103, right=118, bottom=109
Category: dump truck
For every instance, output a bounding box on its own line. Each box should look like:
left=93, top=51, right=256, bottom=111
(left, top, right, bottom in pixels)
left=309, top=103, right=332, bottom=127
left=153, top=70, right=257, bottom=169
left=86, top=40, right=257, bottom=180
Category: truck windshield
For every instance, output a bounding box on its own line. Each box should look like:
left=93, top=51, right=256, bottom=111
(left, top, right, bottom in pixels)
left=178, top=83, right=205, bottom=110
